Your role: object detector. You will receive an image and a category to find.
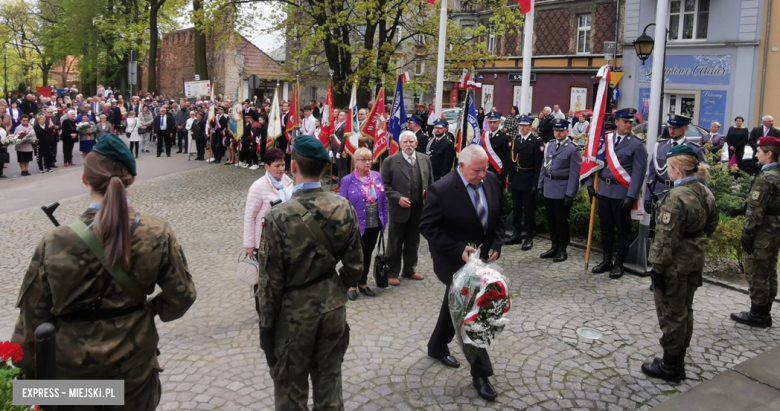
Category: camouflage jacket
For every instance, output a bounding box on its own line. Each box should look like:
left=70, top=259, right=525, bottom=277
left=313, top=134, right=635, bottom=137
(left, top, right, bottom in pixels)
left=743, top=165, right=780, bottom=243
left=257, top=188, right=363, bottom=330
left=12, top=208, right=197, bottom=379
left=649, top=179, right=719, bottom=275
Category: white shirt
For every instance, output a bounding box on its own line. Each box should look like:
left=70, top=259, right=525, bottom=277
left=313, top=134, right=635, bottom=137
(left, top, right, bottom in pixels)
left=402, top=150, right=416, bottom=165
left=552, top=110, right=566, bottom=120
left=765, top=126, right=771, bottom=136
left=301, top=114, right=316, bottom=134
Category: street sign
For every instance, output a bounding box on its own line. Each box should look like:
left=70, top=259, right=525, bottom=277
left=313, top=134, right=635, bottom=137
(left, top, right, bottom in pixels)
left=128, top=61, right=137, bottom=85
left=508, top=73, right=537, bottom=82
left=195, top=74, right=200, bottom=81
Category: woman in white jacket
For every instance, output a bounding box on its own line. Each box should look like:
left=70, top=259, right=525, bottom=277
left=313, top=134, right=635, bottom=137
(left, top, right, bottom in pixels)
left=242, top=148, right=294, bottom=313
left=126, top=110, right=140, bottom=158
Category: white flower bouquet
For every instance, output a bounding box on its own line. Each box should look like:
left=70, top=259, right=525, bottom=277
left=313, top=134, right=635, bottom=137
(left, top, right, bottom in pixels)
left=77, top=122, right=93, bottom=132
left=0, top=137, right=16, bottom=147
left=448, top=251, right=512, bottom=353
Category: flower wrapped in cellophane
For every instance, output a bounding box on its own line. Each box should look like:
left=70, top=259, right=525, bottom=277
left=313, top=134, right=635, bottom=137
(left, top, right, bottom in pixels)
left=448, top=252, right=511, bottom=355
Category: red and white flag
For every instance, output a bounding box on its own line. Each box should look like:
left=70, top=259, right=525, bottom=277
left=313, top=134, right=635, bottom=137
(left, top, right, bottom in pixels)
left=517, top=0, right=532, bottom=14
left=362, top=88, right=388, bottom=162
left=319, top=81, right=335, bottom=148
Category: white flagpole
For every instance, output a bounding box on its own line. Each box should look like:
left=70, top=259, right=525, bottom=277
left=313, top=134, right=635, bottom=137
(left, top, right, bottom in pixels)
left=434, top=0, right=447, bottom=120
left=519, top=1, right=534, bottom=115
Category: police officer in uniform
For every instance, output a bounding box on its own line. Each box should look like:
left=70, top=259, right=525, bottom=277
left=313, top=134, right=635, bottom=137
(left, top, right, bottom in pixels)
left=645, top=114, right=705, bottom=208
left=641, top=145, right=717, bottom=383
left=538, top=119, right=583, bottom=262
left=481, top=112, right=512, bottom=190
left=408, top=113, right=429, bottom=155
left=506, top=115, right=544, bottom=250
left=257, top=134, right=363, bottom=410
left=12, top=135, right=197, bottom=409
left=427, top=119, right=456, bottom=182
left=587, top=108, right=647, bottom=279
left=731, top=136, right=780, bottom=328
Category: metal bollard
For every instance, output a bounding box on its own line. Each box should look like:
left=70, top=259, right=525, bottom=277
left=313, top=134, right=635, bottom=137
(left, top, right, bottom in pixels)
left=34, top=323, right=56, bottom=380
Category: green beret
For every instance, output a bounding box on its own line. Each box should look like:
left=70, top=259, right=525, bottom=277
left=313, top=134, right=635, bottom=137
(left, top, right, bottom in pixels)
left=667, top=144, right=698, bottom=161
left=92, top=134, right=137, bottom=176
left=293, top=134, right=330, bottom=163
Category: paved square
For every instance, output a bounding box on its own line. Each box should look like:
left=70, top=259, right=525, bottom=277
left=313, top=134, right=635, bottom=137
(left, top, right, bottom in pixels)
left=2, top=164, right=778, bottom=410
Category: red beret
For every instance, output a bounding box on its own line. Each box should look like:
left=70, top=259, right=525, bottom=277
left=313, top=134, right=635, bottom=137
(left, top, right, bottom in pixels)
left=758, top=136, right=780, bottom=146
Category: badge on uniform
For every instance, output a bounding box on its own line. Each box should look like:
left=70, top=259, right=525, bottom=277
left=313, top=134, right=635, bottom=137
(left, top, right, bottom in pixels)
left=662, top=212, right=671, bottom=224
left=752, top=190, right=761, bottom=200
left=539, top=146, right=544, bottom=152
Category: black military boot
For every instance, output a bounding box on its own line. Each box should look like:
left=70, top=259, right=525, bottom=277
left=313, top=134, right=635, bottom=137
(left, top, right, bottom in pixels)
left=609, top=255, right=625, bottom=279
left=553, top=246, right=568, bottom=263
left=521, top=236, right=534, bottom=251
left=591, top=252, right=613, bottom=274
left=539, top=242, right=558, bottom=259
left=506, top=232, right=523, bottom=245
left=654, top=349, right=687, bottom=380
left=641, top=352, right=681, bottom=383
left=767, top=301, right=774, bottom=327
left=731, top=303, right=772, bottom=328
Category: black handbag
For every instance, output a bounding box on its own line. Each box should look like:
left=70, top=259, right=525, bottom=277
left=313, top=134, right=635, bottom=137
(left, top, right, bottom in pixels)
left=373, top=233, right=389, bottom=288
left=0, top=151, right=9, bottom=164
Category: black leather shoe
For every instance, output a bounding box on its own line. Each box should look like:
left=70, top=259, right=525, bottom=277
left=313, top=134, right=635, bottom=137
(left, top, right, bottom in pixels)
left=521, top=237, right=534, bottom=251
left=472, top=376, right=497, bottom=401
left=591, top=252, right=613, bottom=274
left=731, top=304, right=772, bottom=328
left=429, top=354, right=460, bottom=368
left=505, top=233, right=523, bottom=245
left=609, top=255, right=625, bottom=279
left=553, top=250, right=568, bottom=263
left=347, top=289, right=358, bottom=301
left=358, top=286, right=376, bottom=297
left=539, top=245, right=558, bottom=259
left=641, top=353, right=681, bottom=383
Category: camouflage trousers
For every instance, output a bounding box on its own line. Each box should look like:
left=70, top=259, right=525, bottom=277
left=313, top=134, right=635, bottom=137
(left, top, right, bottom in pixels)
left=744, top=243, right=780, bottom=306
left=653, top=270, right=701, bottom=355
left=57, top=361, right=161, bottom=411
left=270, top=307, right=350, bottom=411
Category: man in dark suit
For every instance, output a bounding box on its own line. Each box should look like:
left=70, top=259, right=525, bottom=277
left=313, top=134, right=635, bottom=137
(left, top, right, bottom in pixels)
left=278, top=101, right=292, bottom=170
left=381, top=130, right=433, bottom=286
left=407, top=113, right=429, bottom=154
left=153, top=106, right=175, bottom=157
left=749, top=115, right=780, bottom=159
left=20, top=94, right=38, bottom=120
left=331, top=110, right=349, bottom=189
left=536, top=107, right=555, bottom=142
left=506, top=115, right=544, bottom=249
left=426, top=119, right=456, bottom=181
left=211, top=106, right=228, bottom=163
left=420, top=144, right=504, bottom=402
left=481, top=112, right=512, bottom=190
left=128, top=96, right=142, bottom=115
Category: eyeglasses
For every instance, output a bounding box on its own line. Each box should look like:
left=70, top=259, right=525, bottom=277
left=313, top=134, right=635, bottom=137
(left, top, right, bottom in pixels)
left=356, top=158, right=372, bottom=163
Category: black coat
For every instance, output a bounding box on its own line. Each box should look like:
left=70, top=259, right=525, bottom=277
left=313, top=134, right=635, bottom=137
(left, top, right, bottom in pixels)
left=426, top=135, right=456, bottom=182
left=152, top=113, right=175, bottom=135
left=415, top=128, right=429, bottom=154
left=749, top=126, right=780, bottom=156
left=483, top=129, right=512, bottom=188
left=537, top=115, right=555, bottom=142
left=20, top=100, right=38, bottom=118
left=509, top=133, right=545, bottom=191
left=420, top=170, right=504, bottom=285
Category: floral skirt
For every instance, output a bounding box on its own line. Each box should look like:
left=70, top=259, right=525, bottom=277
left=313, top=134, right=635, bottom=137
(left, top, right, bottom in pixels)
left=80, top=140, right=95, bottom=153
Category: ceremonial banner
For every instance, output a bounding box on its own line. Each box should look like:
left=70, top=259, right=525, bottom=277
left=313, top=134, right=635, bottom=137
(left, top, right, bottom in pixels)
left=344, top=82, right=359, bottom=157
left=362, top=87, right=388, bottom=162
left=229, top=87, right=243, bottom=141
left=286, top=84, right=299, bottom=135
left=579, top=65, right=610, bottom=186
left=457, top=88, right=481, bottom=154
left=319, top=81, right=335, bottom=147
left=266, top=88, right=282, bottom=148
left=388, top=75, right=407, bottom=156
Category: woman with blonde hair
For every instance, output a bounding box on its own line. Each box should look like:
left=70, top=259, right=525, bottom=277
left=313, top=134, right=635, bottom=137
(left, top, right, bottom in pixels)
left=641, top=145, right=718, bottom=383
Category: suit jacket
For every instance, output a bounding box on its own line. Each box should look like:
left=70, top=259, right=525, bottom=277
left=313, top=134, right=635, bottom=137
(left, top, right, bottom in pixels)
left=537, top=115, right=555, bottom=142
left=483, top=129, right=512, bottom=188
left=749, top=126, right=780, bottom=156
left=509, top=133, right=544, bottom=191
left=332, top=122, right=347, bottom=156
left=588, top=132, right=647, bottom=200
left=415, top=128, right=429, bottom=154
left=381, top=152, right=433, bottom=223
left=538, top=138, right=583, bottom=199
left=20, top=100, right=38, bottom=118
left=152, top=113, right=175, bottom=135
left=420, top=170, right=504, bottom=285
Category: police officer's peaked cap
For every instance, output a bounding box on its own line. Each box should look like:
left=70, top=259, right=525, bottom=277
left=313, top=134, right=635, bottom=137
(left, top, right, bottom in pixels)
left=92, top=134, right=137, bottom=176
left=614, top=108, right=638, bottom=121
left=293, top=134, right=330, bottom=163
left=518, top=115, right=533, bottom=125
left=553, top=119, right=570, bottom=130
left=433, top=119, right=448, bottom=128
left=216, top=106, right=225, bottom=111
left=667, top=144, right=698, bottom=160
left=667, top=114, right=692, bottom=128
left=408, top=114, right=425, bottom=126
left=486, top=112, right=502, bottom=121
left=758, top=136, right=780, bottom=146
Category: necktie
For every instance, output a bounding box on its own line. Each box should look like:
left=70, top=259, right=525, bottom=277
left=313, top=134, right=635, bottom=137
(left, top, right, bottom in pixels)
left=556, top=142, right=561, bottom=150
left=469, top=184, right=488, bottom=230
left=409, top=155, right=415, bottom=166
left=615, top=135, right=621, bottom=146
left=161, top=116, right=165, bottom=128
left=672, top=142, right=678, bottom=147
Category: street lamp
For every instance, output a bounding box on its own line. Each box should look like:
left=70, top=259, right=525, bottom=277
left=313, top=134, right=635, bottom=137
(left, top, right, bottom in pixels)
left=632, top=27, right=656, bottom=65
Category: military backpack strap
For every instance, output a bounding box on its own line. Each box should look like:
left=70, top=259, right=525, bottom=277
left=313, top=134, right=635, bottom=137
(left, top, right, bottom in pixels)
left=287, top=199, right=336, bottom=258
left=69, top=220, right=146, bottom=304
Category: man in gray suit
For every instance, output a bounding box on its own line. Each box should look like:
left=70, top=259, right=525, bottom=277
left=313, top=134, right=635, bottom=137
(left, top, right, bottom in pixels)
left=381, top=130, right=434, bottom=286
left=331, top=110, right=349, bottom=190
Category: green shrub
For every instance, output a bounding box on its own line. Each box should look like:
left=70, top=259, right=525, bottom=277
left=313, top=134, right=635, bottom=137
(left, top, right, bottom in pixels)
left=707, top=162, right=753, bottom=217
left=503, top=187, right=599, bottom=239
left=706, top=215, right=746, bottom=272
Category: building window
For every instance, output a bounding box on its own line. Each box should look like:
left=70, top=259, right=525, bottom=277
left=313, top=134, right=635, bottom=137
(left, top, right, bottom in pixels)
left=577, top=14, right=592, bottom=54
left=415, top=61, right=425, bottom=76
left=669, top=0, right=709, bottom=41
left=311, top=86, right=318, bottom=101
left=487, top=34, right=496, bottom=55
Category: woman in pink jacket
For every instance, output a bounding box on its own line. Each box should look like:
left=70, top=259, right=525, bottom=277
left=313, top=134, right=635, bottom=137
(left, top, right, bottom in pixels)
left=243, top=148, right=294, bottom=313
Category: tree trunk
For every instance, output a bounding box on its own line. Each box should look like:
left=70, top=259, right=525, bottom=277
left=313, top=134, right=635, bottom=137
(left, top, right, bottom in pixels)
left=193, top=0, right=208, bottom=79
left=41, top=63, right=50, bottom=87
left=147, top=1, right=163, bottom=94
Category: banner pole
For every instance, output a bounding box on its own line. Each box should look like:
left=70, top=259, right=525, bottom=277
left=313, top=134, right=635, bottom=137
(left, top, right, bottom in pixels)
left=585, top=171, right=600, bottom=272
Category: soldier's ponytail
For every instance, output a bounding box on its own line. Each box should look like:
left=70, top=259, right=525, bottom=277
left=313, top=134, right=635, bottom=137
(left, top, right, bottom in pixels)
left=83, top=152, right=134, bottom=270
left=667, top=155, right=710, bottom=183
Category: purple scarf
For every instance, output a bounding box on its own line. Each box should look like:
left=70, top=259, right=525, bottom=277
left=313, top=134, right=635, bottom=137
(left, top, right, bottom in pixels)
left=355, top=169, right=378, bottom=204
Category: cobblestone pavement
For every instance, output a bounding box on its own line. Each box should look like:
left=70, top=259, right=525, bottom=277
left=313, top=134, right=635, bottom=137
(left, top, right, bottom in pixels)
left=2, top=164, right=779, bottom=410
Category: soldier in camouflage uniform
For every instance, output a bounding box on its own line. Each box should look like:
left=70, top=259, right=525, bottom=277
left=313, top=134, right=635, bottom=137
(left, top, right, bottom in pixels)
left=641, top=145, right=718, bottom=383
left=257, top=134, right=363, bottom=411
left=731, top=136, right=780, bottom=328
left=12, top=134, right=197, bottom=410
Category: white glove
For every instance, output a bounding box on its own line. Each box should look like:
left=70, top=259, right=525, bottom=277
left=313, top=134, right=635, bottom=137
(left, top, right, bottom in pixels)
left=329, top=150, right=334, bottom=158
left=336, top=152, right=341, bottom=159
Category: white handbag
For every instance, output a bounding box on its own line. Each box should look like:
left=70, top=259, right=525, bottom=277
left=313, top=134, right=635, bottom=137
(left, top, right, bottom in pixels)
left=234, top=252, right=259, bottom=285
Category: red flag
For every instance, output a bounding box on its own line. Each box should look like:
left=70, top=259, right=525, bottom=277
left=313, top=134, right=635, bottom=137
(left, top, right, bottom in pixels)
left=362, top=88, right=388, bottom=162
left=578, top=65, right=610, bottom=186
left=517, top=0, right=532, bottom=14
left=319, top=81, right=335, bottom=147
left=426, top=0, right=435, bottom=4
left=286, top=84, right=299, bottom=134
